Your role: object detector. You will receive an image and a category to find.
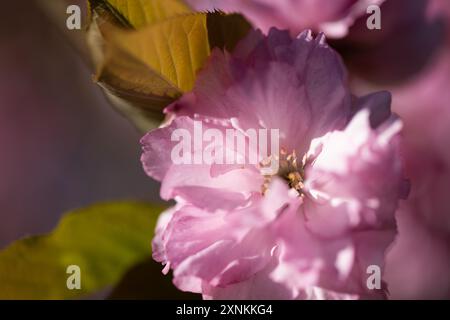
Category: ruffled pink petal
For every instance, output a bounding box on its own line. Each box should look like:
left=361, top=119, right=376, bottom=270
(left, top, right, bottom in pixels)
left=267, top=106, right=404, bottom=297
left=170, top=29, right=352, bottom=154
left=141, top=116, right=263, bottom=210
left=203, top=256, right=298, bottom=300
left=303, top=108, right=405, bottom=238
left=269, top=202, right=354, bottom=295
left=153, top=179, right=295, bottom=293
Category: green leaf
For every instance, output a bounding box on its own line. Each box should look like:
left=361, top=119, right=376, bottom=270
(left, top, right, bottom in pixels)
left=88, top=0, right=192, bottom=28
left=89, top=12, right=210, bottom=132
left=87, top=1, right=251, bottom=132
left=0, top=201, right=165, bottom=299
left=105, top=13, right=211, bottom=93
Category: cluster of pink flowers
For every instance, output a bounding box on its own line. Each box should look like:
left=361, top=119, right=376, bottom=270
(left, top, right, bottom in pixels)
left=141, top=0, right=450, bottom=299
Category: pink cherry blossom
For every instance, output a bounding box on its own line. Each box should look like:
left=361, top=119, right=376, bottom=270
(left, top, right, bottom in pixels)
left=141, top=29, right=407, bottom=299
left=382, top=0, right=450, bottom=299
left=384, top=203, right=450, bottom=299
left=336, top=0, right=450, bottom=298
left=185, top=0, right=385, bottom=38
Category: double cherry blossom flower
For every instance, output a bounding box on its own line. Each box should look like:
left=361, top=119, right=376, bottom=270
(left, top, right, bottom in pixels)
left=141, top=29, right=407, bottom=299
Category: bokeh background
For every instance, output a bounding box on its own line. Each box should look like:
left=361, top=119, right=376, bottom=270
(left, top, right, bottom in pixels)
left=0, top=1, right=162, bottom=249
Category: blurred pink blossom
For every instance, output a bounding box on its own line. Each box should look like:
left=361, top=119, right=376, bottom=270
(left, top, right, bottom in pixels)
left=382, top=0, right=450, bottom=299
left=335, top=0, right=450, bottom=299
left=141, top=29, right=407, bottom=299
left=185, top=0, right=384, bottom=37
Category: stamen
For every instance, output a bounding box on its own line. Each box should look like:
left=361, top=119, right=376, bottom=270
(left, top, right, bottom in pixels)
left=260, top=149, right=305, bottom=196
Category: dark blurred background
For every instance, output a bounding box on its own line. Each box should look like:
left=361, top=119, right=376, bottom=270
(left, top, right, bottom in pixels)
left=0, top=0, right=162, bottom=249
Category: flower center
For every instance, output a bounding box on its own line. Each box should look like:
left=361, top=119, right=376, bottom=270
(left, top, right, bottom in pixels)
left=260, top=148, right=306, bottom=195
